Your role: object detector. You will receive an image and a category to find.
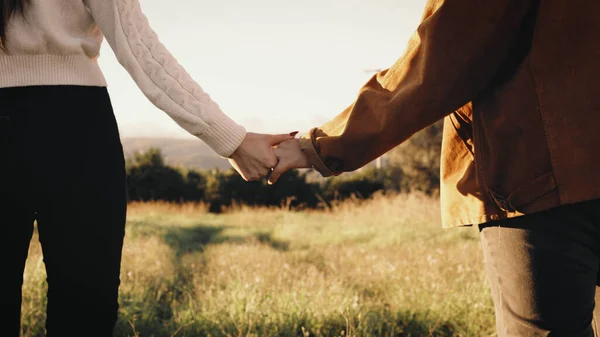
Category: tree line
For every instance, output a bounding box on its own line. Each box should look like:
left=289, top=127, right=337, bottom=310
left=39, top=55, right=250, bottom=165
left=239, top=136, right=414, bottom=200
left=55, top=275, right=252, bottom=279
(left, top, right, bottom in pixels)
left=126, top=122, right=443, bottom=210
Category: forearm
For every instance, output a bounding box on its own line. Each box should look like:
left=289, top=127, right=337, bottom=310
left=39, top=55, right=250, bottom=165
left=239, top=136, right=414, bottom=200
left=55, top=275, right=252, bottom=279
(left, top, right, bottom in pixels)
left=85, top=0, right=246, bottom=157
left=302, top=0, right=536, bottom=176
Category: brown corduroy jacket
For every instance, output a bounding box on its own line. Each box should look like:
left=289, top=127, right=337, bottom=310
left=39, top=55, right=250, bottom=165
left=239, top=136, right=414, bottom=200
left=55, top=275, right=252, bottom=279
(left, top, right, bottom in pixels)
left=299, top=0, right=600, bottom=227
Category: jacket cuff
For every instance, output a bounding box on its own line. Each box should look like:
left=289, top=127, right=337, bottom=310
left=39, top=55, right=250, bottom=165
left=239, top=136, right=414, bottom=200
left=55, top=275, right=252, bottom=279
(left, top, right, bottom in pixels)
left=299, top=128, right=340, bottom=177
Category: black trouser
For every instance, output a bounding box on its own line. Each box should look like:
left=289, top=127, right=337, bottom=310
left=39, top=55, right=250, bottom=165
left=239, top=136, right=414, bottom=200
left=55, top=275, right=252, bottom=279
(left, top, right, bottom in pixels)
left=480, top=198, right=600, bottom=337
left=0, top=86, right=127, bottom=337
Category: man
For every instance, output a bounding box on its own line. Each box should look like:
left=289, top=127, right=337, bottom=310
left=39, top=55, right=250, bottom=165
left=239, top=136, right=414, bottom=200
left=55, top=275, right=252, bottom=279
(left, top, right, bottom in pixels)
left=270, top=0, right=600, bottom=336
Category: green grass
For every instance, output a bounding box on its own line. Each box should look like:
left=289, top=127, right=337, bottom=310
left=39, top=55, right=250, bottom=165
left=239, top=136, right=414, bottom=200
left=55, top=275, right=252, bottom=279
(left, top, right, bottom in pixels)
left=21, top=194, right=496, bottom=337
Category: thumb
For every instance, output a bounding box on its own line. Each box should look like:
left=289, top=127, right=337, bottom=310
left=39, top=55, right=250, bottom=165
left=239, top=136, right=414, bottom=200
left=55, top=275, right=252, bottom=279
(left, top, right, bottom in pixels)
left=269, top=132, right=297, bottom=146
left=268, top=161, right=287, bottom=185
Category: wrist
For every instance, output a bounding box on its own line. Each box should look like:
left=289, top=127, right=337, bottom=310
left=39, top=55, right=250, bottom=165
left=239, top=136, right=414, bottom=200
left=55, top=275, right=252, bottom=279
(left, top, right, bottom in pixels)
left=228, top=133, right=250, bottom=159
left=298, top=130, right=339, bottom=177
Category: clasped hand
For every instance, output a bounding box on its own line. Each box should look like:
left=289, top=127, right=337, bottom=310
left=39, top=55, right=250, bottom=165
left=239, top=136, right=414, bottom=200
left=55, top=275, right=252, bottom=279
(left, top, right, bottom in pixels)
left=228, top=132, right=310, bottom=183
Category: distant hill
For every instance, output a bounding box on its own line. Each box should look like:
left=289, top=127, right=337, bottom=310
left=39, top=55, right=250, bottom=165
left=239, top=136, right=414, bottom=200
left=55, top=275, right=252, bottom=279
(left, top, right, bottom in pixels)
left=120, top=137, right=368, bottom=181
left=121, top=137, right=230, bottom=170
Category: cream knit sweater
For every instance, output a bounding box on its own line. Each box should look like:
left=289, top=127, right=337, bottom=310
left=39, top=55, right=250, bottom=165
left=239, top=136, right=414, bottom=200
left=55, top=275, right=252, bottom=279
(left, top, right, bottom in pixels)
left=0, top=0, right=246, bottom=157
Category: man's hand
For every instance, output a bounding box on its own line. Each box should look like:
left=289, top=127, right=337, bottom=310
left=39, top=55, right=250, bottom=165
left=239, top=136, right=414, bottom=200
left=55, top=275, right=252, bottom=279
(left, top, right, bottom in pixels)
left=268, top=139, right=311, bottom=185
left=229, top=132, right=296, bottom=181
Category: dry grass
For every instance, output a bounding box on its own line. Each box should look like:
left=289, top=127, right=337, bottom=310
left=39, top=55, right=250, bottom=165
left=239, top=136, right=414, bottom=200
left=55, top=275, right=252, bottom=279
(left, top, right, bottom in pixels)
left=127, top=200, right=211, bottom=215
left=21, top=193, right=495, bottom=337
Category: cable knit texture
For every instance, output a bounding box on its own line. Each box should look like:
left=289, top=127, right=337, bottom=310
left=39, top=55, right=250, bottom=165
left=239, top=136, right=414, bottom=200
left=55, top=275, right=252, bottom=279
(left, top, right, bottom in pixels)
left=0, top=0, right=246, bottom=157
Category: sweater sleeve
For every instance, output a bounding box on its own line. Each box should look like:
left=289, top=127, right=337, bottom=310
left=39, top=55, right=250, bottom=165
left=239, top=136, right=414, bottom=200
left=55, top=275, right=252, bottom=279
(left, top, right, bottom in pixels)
left=84, top=0, right=246, bottom=157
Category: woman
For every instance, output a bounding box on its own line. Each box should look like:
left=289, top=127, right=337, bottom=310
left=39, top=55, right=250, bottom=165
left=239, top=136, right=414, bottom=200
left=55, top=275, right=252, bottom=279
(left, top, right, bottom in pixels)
left=0, top=0, right=291, bottom=335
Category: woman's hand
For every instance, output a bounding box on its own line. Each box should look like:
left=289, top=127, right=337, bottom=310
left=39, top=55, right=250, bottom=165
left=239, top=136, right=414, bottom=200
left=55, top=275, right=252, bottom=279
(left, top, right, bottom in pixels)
left=229, top=132, right=297, bottom=181
left=268, top=139, right=311, bottom=184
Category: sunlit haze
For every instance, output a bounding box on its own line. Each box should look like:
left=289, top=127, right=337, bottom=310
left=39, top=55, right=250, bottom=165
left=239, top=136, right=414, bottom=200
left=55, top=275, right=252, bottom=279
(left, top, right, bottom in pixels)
left=98, top=0, right=427, bottom=139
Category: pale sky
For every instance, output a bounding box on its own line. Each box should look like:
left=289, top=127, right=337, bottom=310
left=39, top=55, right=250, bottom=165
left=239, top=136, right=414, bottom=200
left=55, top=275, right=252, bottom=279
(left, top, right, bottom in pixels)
left=98, top=0, right=427, bottom=139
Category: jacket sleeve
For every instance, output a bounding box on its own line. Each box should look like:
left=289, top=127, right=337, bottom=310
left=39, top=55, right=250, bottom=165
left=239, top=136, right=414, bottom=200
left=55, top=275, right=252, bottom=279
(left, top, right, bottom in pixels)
left=300, top=0, right=537, bottom=176
left=84, top=0, right=246, bottom=158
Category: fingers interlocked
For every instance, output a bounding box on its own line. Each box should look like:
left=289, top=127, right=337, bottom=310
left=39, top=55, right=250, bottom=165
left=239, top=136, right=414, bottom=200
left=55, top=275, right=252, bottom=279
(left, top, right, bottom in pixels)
left=229, top=132, right=307, bottom=183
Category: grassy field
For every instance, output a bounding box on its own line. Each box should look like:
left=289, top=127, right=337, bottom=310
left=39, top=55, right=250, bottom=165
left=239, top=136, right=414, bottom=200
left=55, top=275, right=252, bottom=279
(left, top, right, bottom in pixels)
left=20, top=194, right=496, bottom=337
